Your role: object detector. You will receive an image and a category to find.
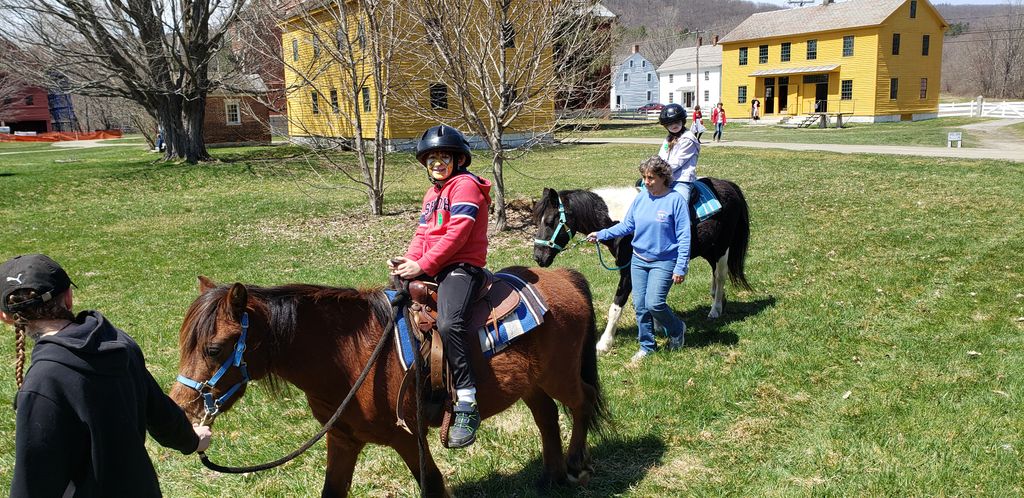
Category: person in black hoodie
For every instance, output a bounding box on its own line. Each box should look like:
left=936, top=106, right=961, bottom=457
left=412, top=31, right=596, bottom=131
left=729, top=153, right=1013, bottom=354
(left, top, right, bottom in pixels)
left=1, top=254, right=212, bottom=497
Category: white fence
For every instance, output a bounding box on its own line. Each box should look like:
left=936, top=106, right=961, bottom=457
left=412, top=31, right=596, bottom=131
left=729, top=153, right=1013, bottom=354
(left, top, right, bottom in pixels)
left=939, top=100, right=1024, bottom=118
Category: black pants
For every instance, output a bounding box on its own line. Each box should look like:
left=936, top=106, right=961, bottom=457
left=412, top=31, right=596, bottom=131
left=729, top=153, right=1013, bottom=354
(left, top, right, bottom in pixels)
left=433, top=263, right=484, bottom=391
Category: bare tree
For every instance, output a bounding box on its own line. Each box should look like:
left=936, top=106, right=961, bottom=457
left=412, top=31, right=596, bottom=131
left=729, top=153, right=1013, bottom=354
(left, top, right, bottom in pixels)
left=0, top=0, right=248, bottom=162
left=405, top=0, right=612, bottom=230
left=233, top=0, right=405, bottom=214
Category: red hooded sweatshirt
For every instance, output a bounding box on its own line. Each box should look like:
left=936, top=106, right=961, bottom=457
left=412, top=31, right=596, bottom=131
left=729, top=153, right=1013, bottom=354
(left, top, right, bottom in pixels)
left=404, top=171, right=492, bottom=277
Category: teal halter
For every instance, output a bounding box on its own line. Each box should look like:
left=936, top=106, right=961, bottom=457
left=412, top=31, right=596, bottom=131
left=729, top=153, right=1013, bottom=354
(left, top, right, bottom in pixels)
left=533, top=194, right=574, bottom=252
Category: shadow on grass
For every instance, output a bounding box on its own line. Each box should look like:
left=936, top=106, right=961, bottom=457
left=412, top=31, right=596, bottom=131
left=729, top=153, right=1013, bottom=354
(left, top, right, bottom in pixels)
left=452, top=434, right=666, bottom=497
left=680, top=296, right=777, bottom=347
left=0, top=172, right=14, bottom=177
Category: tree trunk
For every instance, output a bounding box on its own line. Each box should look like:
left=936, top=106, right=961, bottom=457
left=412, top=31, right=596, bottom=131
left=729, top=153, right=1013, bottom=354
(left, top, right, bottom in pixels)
left=182, top=94, right=211, bottom=163
left=489, top=133, right=507, bottom=231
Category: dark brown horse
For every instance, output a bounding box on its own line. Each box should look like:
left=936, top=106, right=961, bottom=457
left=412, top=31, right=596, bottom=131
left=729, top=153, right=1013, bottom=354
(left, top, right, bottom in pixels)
left=170, top=267, right=608, bottom=497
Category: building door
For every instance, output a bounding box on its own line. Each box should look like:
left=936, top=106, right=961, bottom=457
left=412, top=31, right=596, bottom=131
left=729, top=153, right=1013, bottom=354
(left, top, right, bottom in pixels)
left=764, top=77, right=776, bottom=115
left=815, top=83, right=828, bottom=112
left=778, top=77, right=789, bottom=113
left=684, top=92, right=694, bottom=108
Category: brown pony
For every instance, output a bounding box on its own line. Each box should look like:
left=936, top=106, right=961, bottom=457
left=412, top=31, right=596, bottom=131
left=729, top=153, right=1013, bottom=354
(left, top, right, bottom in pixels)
left=170, top=266, right=608, bottom=497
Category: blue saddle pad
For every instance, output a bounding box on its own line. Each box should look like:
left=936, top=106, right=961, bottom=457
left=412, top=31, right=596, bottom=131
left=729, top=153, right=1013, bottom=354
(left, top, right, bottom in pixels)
left=387, top=272, right=548, bottom=371
left=692, top=179, right=723, bottom=222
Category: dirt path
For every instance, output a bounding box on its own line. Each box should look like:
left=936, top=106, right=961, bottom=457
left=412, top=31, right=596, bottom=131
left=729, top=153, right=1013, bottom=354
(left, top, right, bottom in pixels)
left=959, top=118, right=1024, bottom=150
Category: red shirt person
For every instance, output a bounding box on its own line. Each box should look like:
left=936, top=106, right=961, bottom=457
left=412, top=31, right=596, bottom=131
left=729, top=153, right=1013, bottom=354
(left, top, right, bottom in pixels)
left=388, top=125, right=492, bottom=449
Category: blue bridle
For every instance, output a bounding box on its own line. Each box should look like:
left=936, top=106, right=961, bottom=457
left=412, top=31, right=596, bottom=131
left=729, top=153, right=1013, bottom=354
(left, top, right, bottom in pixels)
left=176, top=312, right=251, bottom=425
left=533, top=194, right=575, bottom=252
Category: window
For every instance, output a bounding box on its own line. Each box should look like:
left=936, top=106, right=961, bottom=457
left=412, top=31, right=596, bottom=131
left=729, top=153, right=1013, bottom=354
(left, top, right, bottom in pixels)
left=668, top=92, right=674, bottom=103
left=330, top=89, right=339, bottom=113
left=642, top=60, right=646, bottom=67
left=704, top=90, right=709, bottom=102
left=616, top=95, right=621, bottom=106
left=739, top=47, right=748, bottom=65
left=362, top=87, right=371, bottom=112
left=336, top=27, right=345, bottom=51
left=311, top=92, right=320, bottom=114
left=843, top=36, right=854, bottom=57
left=629, top=60, right=634, bottom=67
left=623, top=73, right=628, bottom=82
left=424, top=18, right=441, bottom=44
left=292, top=39, right=299, bottom=61
left=910, top=0, right=917, bottom=18
left=646, top=90, right=652, bottom=101
left=738, top=86, right=747, bottom=104
left=312, top=36, right=320, bottom=58
left=920, top=78, right=928, bottom=99
left=922, top=35, right=930, bottom=56
left=807, top=39, right=817, bottom=60
left=781, top=42, right=791, bottom=62
left=25, top=95, right=33, bottom=105
left=889, top=78, right=899, bottom=99
left=225, top=100, right=241, bottom=124
left=358, top=21, right=366, bottom=49
left=669, top=74, right=674, bottom=83
left=647, top=73, right=652, bottom=82
left=759, top=44, right=768, bottom=64
left=502, top=20, right=515, bottom=48
left=892, top=33, right=900, bottom=55
left=803, top=74, right=828, bottom=84
left=429, top=83, right=448, bottom=109
left=501, top=84, right=517, bottom=108
left=704, top=71, right=709, bottom=81
left=686, top=73, right=691, bottom=82
left=841, top=80, right=853, bottom=100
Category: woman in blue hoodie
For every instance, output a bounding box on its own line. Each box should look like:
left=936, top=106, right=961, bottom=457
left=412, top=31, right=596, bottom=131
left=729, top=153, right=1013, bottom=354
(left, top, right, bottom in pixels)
left=587, top=157, right=690, bottom=364
left=1, top=254, right=212, bottom=497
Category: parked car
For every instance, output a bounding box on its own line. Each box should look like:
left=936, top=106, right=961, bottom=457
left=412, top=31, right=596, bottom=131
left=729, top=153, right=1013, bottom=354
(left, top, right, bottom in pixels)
left=637, top=103, right=664, bottom=113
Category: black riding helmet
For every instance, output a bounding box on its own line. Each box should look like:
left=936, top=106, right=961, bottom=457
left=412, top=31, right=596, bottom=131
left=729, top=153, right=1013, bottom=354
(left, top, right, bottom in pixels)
left=415, top=125, right=472, bottom=168
left=658, top=104, right=687, bottom=127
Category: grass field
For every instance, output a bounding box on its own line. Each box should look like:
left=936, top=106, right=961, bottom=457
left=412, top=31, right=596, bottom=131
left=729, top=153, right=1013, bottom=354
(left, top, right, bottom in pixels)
left=1, top=143, right=1023, bottom=495
left=562, top=116, right=990, bottom=147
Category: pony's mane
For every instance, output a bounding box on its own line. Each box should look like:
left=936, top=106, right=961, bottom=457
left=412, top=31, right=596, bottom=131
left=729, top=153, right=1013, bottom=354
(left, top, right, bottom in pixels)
left=533, top=189, right=614, bottom=233
left=181, top=283, right=391, bottom=357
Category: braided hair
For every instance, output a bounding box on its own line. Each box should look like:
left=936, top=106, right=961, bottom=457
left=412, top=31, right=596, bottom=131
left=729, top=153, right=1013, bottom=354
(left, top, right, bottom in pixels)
left=6, top=289, right=74, bottom=390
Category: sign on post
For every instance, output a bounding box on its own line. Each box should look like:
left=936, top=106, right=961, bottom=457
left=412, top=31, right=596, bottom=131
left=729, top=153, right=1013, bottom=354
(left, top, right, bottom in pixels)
left=947, top=131, right=962, bottom=148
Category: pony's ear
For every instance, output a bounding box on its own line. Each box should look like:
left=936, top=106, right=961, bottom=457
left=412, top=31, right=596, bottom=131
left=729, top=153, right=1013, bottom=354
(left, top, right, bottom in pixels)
left=542, top=187, right=555, bottom=201
left=227, top=283, right=248, bottom=318
left=197, top=276, right=217, bottom=293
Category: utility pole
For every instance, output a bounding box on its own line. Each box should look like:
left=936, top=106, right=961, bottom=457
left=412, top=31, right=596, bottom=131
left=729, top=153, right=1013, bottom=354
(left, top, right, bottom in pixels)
left=693, top=31, right=717, bottom=110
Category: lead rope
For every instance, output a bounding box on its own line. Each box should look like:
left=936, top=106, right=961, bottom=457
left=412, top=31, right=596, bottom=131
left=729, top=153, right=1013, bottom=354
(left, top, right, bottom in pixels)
left=199, top=290, right=410, bottom=474
left=595, top=241, right=629, bottom=271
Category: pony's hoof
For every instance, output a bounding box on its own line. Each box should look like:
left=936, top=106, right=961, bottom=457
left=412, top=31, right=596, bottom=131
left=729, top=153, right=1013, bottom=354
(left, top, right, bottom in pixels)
left=595, top=339, right=613, bottom=353
left=567, top=465, right=594, bottom=487
left=707, top=309, right=721, bottom=319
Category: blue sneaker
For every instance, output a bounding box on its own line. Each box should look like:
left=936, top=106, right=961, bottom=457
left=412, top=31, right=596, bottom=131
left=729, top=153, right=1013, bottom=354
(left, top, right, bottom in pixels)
left=447, top=401, right=480, bottom=449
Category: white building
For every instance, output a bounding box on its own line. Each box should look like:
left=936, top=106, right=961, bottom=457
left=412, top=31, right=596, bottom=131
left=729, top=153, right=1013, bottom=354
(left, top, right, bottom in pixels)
left=610, top=45, right=659, bottom=111
left=657, top=45, right=723, bottom=111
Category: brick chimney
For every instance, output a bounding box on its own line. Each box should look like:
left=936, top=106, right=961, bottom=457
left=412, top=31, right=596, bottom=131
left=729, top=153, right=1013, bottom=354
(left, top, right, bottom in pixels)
left=632, top=44, right=640, bottom=54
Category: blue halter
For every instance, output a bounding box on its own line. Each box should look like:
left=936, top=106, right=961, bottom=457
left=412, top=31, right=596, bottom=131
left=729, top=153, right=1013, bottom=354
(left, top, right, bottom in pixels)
left=176, top=312, right=251, bottom=425
left=533, top=194, right=574, bottom=252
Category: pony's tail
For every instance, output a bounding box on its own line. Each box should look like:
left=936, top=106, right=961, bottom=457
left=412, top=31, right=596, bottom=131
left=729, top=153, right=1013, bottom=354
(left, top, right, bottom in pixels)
left=567, top=269, right=611, bottom=437
left=727, top=181, right=753, bottom=291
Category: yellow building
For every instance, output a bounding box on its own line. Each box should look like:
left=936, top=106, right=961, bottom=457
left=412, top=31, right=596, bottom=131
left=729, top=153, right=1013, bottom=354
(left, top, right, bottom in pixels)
left=279, top=0, right=555, bottom=146
left=719, top=0, right=948, bottom=122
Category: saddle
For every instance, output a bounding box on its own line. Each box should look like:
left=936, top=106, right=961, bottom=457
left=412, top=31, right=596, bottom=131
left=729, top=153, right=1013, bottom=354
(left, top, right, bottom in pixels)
left=395, top=268, right=523, bottom=445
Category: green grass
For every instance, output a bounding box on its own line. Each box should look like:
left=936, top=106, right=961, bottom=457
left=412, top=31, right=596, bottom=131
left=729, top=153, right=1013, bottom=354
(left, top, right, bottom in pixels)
left=1, top=143, right=1023, bottom=495
left=564, top=116, right=990, bottom=147
left=0, top=141, right=60, bottom=153
left=1007, top=121, right=1024, bottom=139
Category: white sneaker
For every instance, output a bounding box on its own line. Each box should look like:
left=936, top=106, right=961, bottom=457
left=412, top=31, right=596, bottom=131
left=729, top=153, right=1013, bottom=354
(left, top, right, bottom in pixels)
left=630, top=350, right=649, bottom=364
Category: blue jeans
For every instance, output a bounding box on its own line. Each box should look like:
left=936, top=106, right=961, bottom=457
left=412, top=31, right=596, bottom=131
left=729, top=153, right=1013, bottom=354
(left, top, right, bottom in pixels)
left=631, top=255, right=685, bottom=353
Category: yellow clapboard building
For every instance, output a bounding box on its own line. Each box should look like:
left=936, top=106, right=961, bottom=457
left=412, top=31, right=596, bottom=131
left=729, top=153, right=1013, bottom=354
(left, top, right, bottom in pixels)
left=279, top=0, right=555, bottom=145
left=719, top=0, right=948, bottom=123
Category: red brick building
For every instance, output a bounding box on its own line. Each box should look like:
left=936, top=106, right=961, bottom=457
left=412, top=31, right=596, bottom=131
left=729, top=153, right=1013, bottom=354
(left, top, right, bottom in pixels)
left=203, top=74, right=272, bottom=146
left=1, top=85, right=53, bottom=133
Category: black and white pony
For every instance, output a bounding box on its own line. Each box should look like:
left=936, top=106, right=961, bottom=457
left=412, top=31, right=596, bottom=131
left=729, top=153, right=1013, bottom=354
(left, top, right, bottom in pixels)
left=532, top=179, right=752, bottom=352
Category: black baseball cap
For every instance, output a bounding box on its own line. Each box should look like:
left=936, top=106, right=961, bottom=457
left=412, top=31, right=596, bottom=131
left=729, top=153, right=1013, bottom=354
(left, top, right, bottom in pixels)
left=0, top=254, right=75, bottom=314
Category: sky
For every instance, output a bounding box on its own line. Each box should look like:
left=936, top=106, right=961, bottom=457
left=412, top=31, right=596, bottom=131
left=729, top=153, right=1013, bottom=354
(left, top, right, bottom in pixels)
left=756, top=0, right=1010, bottom=5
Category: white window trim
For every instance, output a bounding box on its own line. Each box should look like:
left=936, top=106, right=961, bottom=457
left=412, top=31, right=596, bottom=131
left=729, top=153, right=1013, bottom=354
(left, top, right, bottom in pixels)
left=225, top=99, right=242, bottom=126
